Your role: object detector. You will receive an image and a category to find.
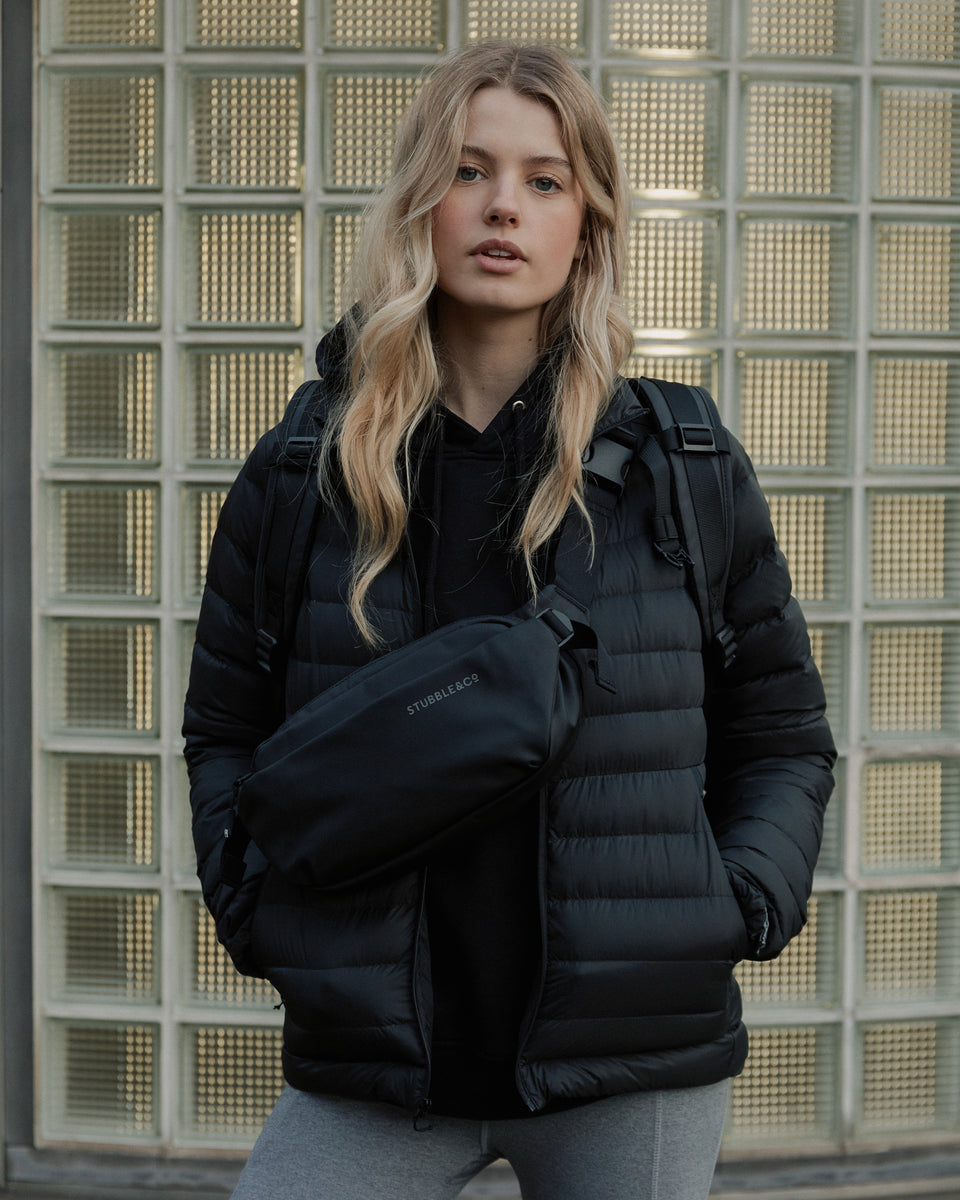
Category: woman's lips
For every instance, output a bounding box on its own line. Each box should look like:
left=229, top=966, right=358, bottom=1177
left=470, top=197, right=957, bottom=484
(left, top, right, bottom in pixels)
left=470, top=239, right=526, bottom=273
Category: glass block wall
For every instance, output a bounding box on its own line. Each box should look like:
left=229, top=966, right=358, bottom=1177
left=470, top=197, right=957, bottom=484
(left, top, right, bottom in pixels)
left=33, top=0, right=960, bottom=1157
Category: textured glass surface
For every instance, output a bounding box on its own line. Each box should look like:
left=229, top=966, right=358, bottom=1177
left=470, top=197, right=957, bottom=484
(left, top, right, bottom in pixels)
left=739, top=218, right=852, bottom=335
left=607, top=73, right=722, bottom=198
left=873, top=221, right=960, bottom=335
left=181, top=487, right=230, bottom=602
left=742, top=79, right=855, bottom=199
left=324, top=0, right=442, bottom=48
left=47, top=208, right=160, bottom=327
left=857, top=1020, right=960, bottom=1134
left=626, top=212, right=721, bottom=335
left=48, top=0, right=162, bottom=49
left=186, top=898, right=279, bottom=1007
left=46, top=1021, right=158, bottom=1138
left=766, top=490, right=847, bottom=606
left=876, top=86, right=960, bottom=201
left=877, top=0, right=960, bottom=64
left=183, top=1026, right=284, bottom=1139
left=184, top=347, right=300, bottom=463
left=323, top=73, right=422, bottom=190
left=48, top=620, right=158, bottom=736
left=870, top=356, right=960, bottom=469
left=726, top=1025, right=838, bottom=1144
left=859, top=890, right=960, bottom=1002
left=48, top=484, right=159, bottom=601
left=320, top=209, right=364, bottom=327
left=743, top=0, right=856, bottom=58
left=861, top=759, right=960, bottom=874
left=187, top=1, right=302, bottom=48
left=187, top=73, right=302, bottom=190
left=627, top=351, right=718, bottom=394
left=186, top=209, right=301, bottom=327
left=738, top=894, right=840, bottom=1007
left=48, top=71, right=160, bottom=189
left=807, top=624, right=847, bottom=741
left=867, top=625, right=959, bottom=738
left=46, top=755, right=158, bottom=870
left=605, top=0, right=722, bottom=55
left=466, top=0, right=583, bottom=48
left=49, top=889, right=159, bottom=1002
left=46, top=347, right=158, bottom=464
left=869, top=491, right=959, bottom=603
left=738, top=354, right=849, bottom=470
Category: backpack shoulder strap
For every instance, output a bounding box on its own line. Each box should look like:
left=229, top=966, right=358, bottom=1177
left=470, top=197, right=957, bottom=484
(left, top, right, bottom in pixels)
left=633, top=377, right=737, bottom=670
left=253, top=379, right=326, bottom=674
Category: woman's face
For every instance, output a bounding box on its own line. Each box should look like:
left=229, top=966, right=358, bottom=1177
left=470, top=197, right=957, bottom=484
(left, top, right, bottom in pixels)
left=431, top=87, right=586, bottom=328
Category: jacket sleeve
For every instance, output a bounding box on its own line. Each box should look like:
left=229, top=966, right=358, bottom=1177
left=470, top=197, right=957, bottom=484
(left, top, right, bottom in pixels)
left=702, top=435, right=837, bottom=961
left=182, top=430, right=281, bottom=977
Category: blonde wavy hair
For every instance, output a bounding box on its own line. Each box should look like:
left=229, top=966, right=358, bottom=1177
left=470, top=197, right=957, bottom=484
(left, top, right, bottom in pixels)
left=322, top=40, right=633, bottom=644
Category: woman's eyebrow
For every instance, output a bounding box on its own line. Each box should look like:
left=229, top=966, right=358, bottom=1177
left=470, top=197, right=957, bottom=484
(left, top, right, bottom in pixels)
left=460, top=144, right=573, bottom=171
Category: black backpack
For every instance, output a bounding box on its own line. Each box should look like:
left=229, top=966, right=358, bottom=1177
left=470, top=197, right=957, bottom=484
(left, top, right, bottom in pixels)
left=251, top=375, right=737, bottom=682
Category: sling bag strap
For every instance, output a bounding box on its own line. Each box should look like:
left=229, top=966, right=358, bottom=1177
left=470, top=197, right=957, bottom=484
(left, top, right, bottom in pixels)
left=633, top=377, right=737, bottom=670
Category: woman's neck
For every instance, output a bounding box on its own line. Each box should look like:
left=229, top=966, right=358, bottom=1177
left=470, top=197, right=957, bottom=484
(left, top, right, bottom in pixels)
left=435, top=302, right=542, bottom=432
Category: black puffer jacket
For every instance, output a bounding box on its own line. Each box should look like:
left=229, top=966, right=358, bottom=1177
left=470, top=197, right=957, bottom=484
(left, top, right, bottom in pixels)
left=183, top=347, right=835, bottom=1114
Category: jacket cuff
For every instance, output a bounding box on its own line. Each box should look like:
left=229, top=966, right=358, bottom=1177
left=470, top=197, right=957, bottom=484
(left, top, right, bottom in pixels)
left=726, top=865, right=771, bottom=958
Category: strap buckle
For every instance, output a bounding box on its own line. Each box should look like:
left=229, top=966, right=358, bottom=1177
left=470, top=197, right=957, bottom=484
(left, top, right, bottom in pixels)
left=278, top=435, right=320, bottom=468
left=677, top=424, right=717, bottom=453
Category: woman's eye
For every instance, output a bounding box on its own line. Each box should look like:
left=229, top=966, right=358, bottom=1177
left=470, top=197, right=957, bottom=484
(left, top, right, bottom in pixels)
left=456, top=165, right=481, bottom=182
left=532, top=176, right=561, bottom=193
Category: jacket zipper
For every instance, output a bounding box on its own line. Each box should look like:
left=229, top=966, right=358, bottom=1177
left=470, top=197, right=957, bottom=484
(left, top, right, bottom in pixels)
left=514, top=789, right=549, bottom=1112
left=411, top=868, right=433, bottom=1125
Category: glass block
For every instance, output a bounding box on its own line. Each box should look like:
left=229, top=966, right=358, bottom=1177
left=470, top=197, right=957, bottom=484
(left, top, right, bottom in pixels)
left=47, top=619, right=158, bottom=737
left=859, top=889, right=960, bottom=1002
left=606, top=72, right=723, bottom=199
left=857, top=1020, right=960, bottom=1135
left=186, top=72, right=302, bottom=190
left=742, top=0, right=856, bottom=58
left=626, top=349, right=719, bottom=395
left=45, top=347, right=159, bottom=464
left=870, top=355, right=960, bottom=470
left=324, top=0, right=443, bottom=49
left=861, top=759, right=960, bottom=874
left=625, top=212, right=721, bottom=336
left=184, top=347, right=300, bottom=464
left=47, top=484, right=159, bottom=602
left=765, top=490, right=847, bottom=607
left=866, top=624, right=960, bottom=739
left=876, top=85, right=960, bottom=201
left=725, top=1024, right=839, bottom=1146
left=868, top=491, right=960, bottom=604
left=46, top=0, right=162, bottom=50
left=320, top=209, right=365, bottom=328
left=323, top=72, right=423, bottom=191
left=737, top=893, right=841, bottom=1008
left=45, top=754, right=158, bottom=870
left=737, top=354, right=850, bottom=471
left=807, top=624, right=847, bottom=742
left=186, top=209, right=301, bottom=327
left=181, top=1025, right=284, bottom=1141
left=44, top=1020, right=158, bottom=1139
left=46, top=208, right=160, bottom=328
left=741, top=79, right=856, bottom=200
left=873, top=220, right=960, bottom=336
left=185, top=897, right=280, bottom=1008
left=605, top=0, right=723, bottom=56
left=738, top=217, right=853, bottom=336
left=46, top=71, right=161, bottom=190
left=181, top=486, right=231, bottom=603
left=876, top=0, right=960, bottom=65
left=187, top=1, right=302, bottom=48
left=47, top=888, right=160, bottom=1003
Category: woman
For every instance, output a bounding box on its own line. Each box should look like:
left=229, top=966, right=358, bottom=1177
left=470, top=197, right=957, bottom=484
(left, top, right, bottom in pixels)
left=184, top=41, right=835, bottom=1200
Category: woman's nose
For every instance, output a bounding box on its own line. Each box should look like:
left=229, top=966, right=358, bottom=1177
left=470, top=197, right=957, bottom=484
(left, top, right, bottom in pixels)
left=484, top=180, right=520, bottom=225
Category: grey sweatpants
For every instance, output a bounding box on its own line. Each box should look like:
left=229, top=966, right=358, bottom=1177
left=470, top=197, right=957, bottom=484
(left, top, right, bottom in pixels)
left=231, top=1079, right=729, bottom=1200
